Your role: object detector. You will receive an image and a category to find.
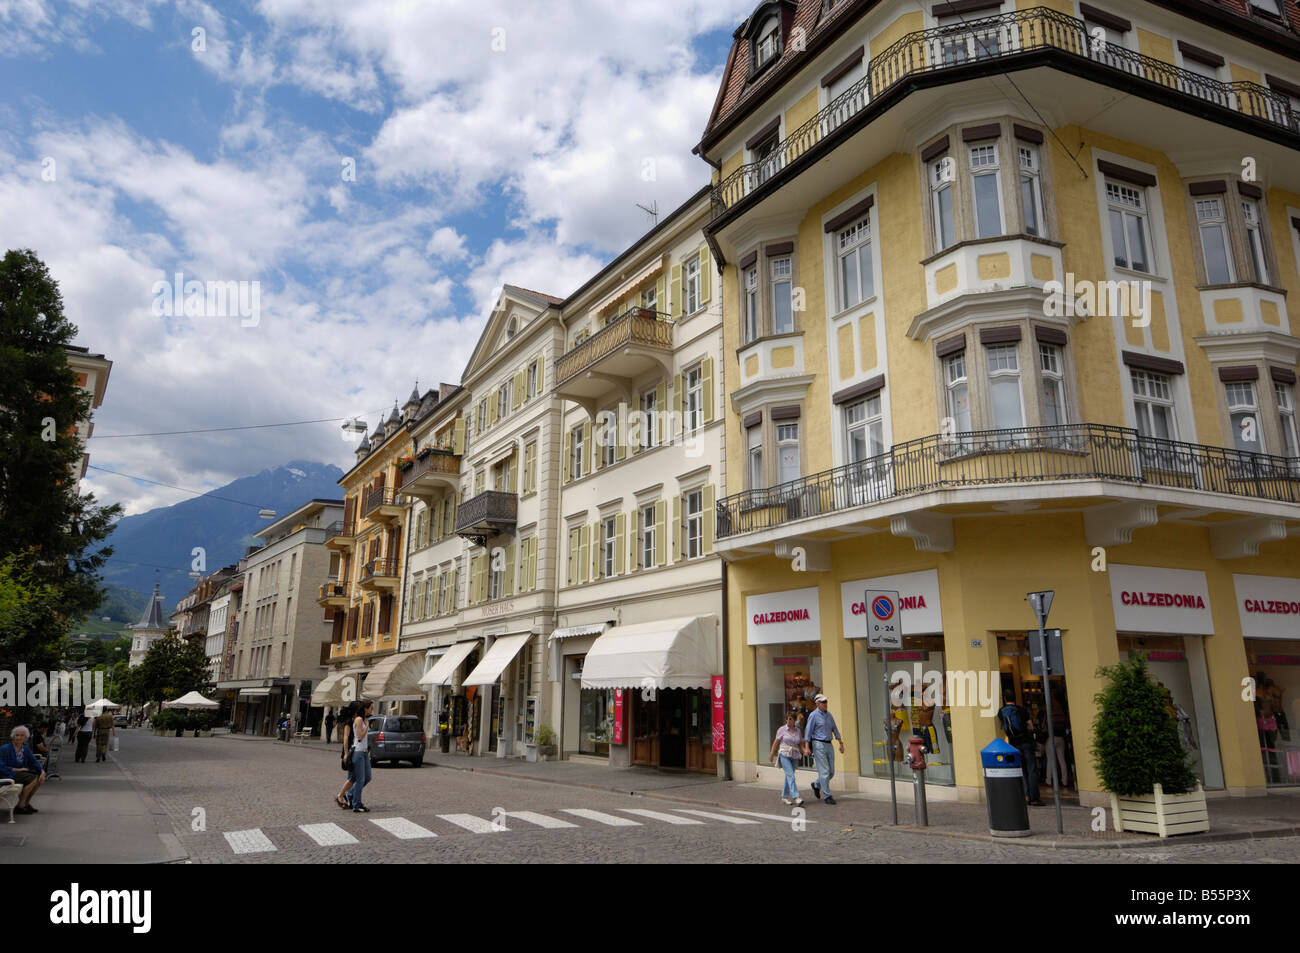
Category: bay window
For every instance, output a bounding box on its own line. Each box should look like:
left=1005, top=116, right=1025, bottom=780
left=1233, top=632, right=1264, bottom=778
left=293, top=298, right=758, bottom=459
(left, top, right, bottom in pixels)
left=986, top=344, right=1024, bottom=430
left=1225, top=381, right=1260, bottom=452
left=944, top=351, right=971, bottom=433
left=748, top=424, right=764, bottom=490
left=1039, top=344, right=1068, bottom=428
left=1241, top=198, right=1269, bottom=285
left=1018, top=144, right=1044, bottom=237
left=969, top=143, right=1004, bottom=239
left=836, top=214, right=874, bottom=310
left=1276, top=382, right=1299, bottom=458
left=931, top=156, right=955, bottom=251
left=744, top=264, right=760, bottom=342
left=1196, top=197, right=1234, bottom=284
left=777, top=422, right=800, bottom=484
left=770, top=256, right=793, bottom=334
left=1107, top=180, right=1151, bottom=272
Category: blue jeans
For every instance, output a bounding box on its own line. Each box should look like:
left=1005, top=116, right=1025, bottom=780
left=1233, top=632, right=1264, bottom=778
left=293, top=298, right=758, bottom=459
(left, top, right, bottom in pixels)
left=1015, top=740, right=1039, bottom=801
left=349, top=750, right=371, bottom=808
left=779, top=755, right=800, bottom=799
left=810, top=740, right=835, bottom=797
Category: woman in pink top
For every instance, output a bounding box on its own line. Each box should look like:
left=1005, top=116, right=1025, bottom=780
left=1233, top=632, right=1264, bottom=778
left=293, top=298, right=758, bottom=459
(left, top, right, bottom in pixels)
left=769, top=710, right=804, bottom=806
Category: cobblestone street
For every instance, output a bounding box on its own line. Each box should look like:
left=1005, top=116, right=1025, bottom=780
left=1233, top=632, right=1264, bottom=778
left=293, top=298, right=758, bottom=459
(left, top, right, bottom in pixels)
left=47, top=729, right=1300, bottom=865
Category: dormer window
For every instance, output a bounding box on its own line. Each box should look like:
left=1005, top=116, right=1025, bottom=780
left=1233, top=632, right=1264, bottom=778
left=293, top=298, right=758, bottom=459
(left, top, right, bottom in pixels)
left=506, top=315, right=518, bottom=339
left=755, top=15, right=780, bottom=68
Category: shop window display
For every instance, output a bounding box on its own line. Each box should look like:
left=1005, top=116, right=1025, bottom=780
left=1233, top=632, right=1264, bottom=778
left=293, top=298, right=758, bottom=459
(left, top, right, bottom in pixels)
left=853, top=636, right=955, bottom=785
left=756, top=643, right=822, bottom=770
left=579, top=686, right=614, bottom=757
left=1246, top=639, right=1300, bottom=786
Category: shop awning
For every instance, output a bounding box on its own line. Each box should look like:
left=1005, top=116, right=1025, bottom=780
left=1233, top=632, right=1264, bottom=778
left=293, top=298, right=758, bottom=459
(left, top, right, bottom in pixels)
left=580, top=617, right=717, bottom=690
left=361, top=651, right=427, bottom=701
left=462, top=633, right=532, bottom=687
left=239, top=687, right=272, bottom=698
left=550, top=622, right=610, bottom=641
left=418, top=640, right=480, bottom=688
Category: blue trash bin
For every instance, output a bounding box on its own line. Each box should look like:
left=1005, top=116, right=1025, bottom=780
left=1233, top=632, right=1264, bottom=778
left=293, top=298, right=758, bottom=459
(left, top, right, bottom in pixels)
left=981, top=739, right=1031, bottom=837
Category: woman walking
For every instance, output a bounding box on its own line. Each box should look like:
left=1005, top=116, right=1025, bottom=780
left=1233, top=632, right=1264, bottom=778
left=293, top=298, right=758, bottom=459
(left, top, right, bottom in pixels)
left=348, top=700, right=374, bottom=813
left=74, top=715, right=93, bottom=763
left=769, top=709, right=805, bottom=806
left=334, top=702, right=357, bottom=809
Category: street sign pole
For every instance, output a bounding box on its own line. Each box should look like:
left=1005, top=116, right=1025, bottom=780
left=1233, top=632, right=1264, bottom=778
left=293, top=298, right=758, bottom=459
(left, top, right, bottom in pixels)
left=1028, top=590, right=1063, bottom=835
left=865, top=589, right=902, bottom=826
left=883, top=650, right=897, bottom=826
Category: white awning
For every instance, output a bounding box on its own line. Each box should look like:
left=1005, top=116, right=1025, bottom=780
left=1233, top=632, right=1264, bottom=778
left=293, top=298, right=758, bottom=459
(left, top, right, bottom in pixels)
left=418, top=640, right=481, bottom=687
left=580, top=617, right=717, bottom=691
left=590, top=257, right=663, bottom=315
left=361, top=651, right=427, bottom=701
left=309, top=672, right=346, bottom=707
left=462, top=633, right=532, bottom=687
left=550, top=622, right=610, bottom=641
left=239, top=687, right=272, bottom=698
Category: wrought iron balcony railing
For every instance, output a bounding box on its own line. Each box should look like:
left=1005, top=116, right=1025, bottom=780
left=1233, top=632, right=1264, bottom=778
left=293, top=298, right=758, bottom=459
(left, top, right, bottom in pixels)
left=454, top=490, right=519, bottom=537
left=395, top=449, right=460, bottom=489
left=324, top=519, right=355, bottom=540
left=716, top=422, right=1300, bottom=540
left=555, top=307, right=673, bottom=386
left=362, top=487, right=401, bottom=517
left=711, top=6, right=1299, bottom=219
left=359, top=558, right=398, bottom=582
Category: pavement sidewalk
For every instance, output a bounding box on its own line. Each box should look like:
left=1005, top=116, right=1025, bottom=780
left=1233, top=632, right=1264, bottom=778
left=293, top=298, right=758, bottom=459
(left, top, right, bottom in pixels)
left=230, top=730, right=1300, bottom=849
left=7, top=739, right=187, bottom=863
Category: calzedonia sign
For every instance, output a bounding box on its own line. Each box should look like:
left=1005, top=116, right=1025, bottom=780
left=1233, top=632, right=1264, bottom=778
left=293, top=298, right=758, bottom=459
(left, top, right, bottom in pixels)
left=1233, top=573, right=1300, bottom=639
left=746, top=587, right=821, bottom=646
left=1109, top=565, right=1213, bottom=635
left=841, top=570, right=943, bottom=637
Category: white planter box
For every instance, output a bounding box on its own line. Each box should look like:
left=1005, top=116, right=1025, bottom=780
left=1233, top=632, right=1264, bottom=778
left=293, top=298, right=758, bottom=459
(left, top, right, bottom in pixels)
left=1111, top=782, right=1209, bottom=838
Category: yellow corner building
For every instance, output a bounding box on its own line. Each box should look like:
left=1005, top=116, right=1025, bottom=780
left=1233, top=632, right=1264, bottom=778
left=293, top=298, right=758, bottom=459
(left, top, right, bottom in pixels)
left=698, top=0, right=1300, bottom=802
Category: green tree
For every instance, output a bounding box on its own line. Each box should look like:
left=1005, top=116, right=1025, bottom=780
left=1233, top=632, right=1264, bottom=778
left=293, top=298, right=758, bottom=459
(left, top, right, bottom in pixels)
left=0, top=249, right=121, bottom=672
left=1092, top=654, right=1199, bottom=796
left=133, top=631, right=212, bottom=706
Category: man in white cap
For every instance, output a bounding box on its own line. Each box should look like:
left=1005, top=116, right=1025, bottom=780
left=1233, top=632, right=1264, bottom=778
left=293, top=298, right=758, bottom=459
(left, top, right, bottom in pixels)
left=801, top=694, right=844, bottom=805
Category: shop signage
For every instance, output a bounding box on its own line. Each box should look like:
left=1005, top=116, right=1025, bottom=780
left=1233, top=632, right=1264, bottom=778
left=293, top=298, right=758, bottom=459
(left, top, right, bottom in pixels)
left=1146, top=650, right=1186, bottom=662
left=711, top=676, right=725, bottom=754
left=1257, top=655, right=1300, bottom=665
left=746, top=587, right=821, bottom=646
left=1233, top=574, right=1300, bottom=640
left=773, top=656, right=808, bottom=666
left=1109, top=565, right=1213, bottom=635
left=884, top=651, right=928, bottom=662
left=864, top=590, right=902, bottom=649
left=613, top=689, right=624, bottom=745
left=842, top=570, right=943, bottom=637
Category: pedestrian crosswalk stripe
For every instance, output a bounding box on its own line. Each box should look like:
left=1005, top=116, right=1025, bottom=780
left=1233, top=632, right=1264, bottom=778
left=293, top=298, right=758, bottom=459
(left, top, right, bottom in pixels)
left=620, top=808, right=704, bottom=825
left=560, top=808, right=641, bottom=827
left=506, top=810, right=578, bottom=829
left=724, top=809, right=815, bottom=823
left=370, top=817, right=437, bottom=840
left=224, top=829, right=276, bottom=854
left=672, top=809, right=760, bottom=825
left=299, top=823, right=358, bottom=846
left=437, top=813, right=503, bottom=833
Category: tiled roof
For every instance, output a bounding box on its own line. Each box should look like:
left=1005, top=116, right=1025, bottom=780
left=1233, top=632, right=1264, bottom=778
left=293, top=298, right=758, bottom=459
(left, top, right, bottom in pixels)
left=700, top=0, right=1300, bottom=150
left=505, top=284, right=565, bottom=306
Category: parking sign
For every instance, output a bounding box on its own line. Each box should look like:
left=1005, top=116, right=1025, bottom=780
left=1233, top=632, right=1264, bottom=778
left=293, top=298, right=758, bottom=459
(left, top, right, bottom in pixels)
left=864, top=589, right=902, bottom=649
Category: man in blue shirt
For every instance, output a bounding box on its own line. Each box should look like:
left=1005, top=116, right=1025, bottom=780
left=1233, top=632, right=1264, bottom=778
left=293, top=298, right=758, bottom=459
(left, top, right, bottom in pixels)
left=1, top=725, right=47, bottom=815
left=801, top=694, right=844, bottom=805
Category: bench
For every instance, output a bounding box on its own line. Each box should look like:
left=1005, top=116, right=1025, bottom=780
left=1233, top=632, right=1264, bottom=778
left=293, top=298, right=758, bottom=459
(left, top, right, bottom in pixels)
left=0, top=779, right=20, bottom=823
left=293, top=730, right=312, bottom=745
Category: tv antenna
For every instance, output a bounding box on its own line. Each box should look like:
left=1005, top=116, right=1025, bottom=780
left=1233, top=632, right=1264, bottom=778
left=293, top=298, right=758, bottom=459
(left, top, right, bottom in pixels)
left=636, top=200, right=658, bottom=226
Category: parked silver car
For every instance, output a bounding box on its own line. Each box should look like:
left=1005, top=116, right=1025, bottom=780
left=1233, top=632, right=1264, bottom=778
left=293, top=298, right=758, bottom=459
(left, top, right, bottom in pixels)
left=366, top=715, right=426, bottom=767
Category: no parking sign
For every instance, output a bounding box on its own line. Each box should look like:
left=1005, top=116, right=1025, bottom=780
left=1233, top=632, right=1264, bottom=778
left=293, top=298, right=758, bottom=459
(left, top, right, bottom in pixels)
left=864, top=589, right=903, bottom=649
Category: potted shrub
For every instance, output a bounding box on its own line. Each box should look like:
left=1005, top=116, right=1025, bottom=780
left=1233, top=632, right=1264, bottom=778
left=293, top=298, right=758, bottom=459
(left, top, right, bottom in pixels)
left=1092, top=654, right=1209, bottom=837
left=535, top=724, right=558, bottom=761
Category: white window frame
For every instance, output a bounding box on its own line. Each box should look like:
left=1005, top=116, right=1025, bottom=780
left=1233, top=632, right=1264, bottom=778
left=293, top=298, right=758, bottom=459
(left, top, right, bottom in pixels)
left=602, top=516, right=616, bottom=578
left=1018, top=143, right=1045, bottom=238
left=685, top=365, right=704, bottom=434
left=931, top=156, right=956, bottom=251
left=641, top=388, right=659, bottom=449
left=1131, top=369, right=1177, bottom=440
left=944, top=351, right=971, bottom=434
left=1250, top=0, right=1283, bottom=15
left=770, top=256, right=793, bottom=334
left=642, top=283, right=657, bottom=312
left=836, top=214, right=874, bottom=312
left=570, top=425, right=585, bottom=480
left=600, top=410, right=617, bottom=468
left=1225, top=380, right=1262, bottom=453
left=1241, top=198, right=1270, bottom=285
left=1038, top=343, right=1068, bottom=428
left=845, top=394, right=884, bottom=463
left=685, top=490, right=703, bottom=559
left=755, top=15, right=780, bottom=69
left=1105, top=179, right=1153, bottom=274
left=489, top=554, right=503, bottom=601
left=743, top=264, right=760, bottom=342
left=684, top=256, right=701, bottom=315
left=968, top=141, right=1005, bottom=240
left=776, top=421, right=800, bottom=485
left=640, top=504, right=656, bottom=569
left=748, top=423, right=764, bottom=490
left=1275, top=381, right=1299, bottom=458
left=527, top=361, right=538, bottom=398
left=985, top=343, right=1025, bottom=431
left=1196, top=196, right=1235, bottom=285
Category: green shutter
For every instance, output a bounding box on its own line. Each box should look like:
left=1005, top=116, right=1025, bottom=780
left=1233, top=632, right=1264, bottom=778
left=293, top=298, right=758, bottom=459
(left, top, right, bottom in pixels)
left=563, top=429, right=571, bottom=482
left=671, top=495, right=681, bottom=564
left=579, top=524, right=590, bottom=584
left=504, top=544, right=515, bottom=597
left=536, top=355, right=545, bottom=392
left=703, top=484, right=716, bottom=556
left=655, top=274, right=666, bottom=316
left=702, top=357, right=715, bottom=425
left=582, top=420, right=593, bottom=476
left=615, top=512, right=626, bottom=575
left=452, top=417, right=465, bottom=455
left=656, top=380, right=667, bottom=444
left=670, top=264, right=682, bottom=319
left=699, top=247, right=711, bottom=303
left=512, top=372, right=524, bottom=410
left=654, top=500, right=666, bottom=567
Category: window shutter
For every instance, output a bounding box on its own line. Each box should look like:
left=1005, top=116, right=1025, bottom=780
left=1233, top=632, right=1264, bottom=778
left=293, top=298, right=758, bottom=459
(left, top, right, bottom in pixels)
left=450, top=568, right=458, bottom=611
left=672, top=495, right=681, bottom=563
left=699, top=247, right=711, bottom=303
left=563, top=429, right=572, bottom=482
left=566, top=530, right=575, bottom=586
left=629, top=399, right=641, bottom=455
left=591, top=521, right=601, bottom=580
left=536, top=356, right=545, bottom=392
left=674, top=373, right=683, bottom=440
left=583, top=420, right=594, bottom=475
left=629, top=511, right=639, bottom=570
left=656, top=380, right=667, bottom=444
left=453, top=417, right=465, bottom=455
left=509, top=452, right=519, bottom=493
left=671, top=264, right=682, bottom=319
left=702, top=357, right=715, bottom=425
left=615, top=512, right=626, bottom=574
left=703, top=484, right=716, bottom=556
left=504, top=544, right=515, bottom=597
left=579, top=524, right=590, bottom=584
left=616, top=403, right=628, bottom=461
left=513, top=372, right=524, bottom=409
left=489, top=391, right=499, bottom=426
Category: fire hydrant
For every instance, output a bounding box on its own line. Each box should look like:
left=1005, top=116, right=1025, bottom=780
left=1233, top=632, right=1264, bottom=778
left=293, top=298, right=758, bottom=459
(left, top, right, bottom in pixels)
left=907, top=734, right=929, bottom=826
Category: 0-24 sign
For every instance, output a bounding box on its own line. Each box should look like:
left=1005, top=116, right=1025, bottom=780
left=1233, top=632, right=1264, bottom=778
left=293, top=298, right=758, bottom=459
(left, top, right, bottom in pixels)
left=864, top=589, right=903, bottom=649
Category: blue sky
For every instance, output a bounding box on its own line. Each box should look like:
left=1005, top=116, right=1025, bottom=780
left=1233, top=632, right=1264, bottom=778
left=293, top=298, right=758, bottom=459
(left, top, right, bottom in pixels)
left=0, top=0, right=751, bottom=514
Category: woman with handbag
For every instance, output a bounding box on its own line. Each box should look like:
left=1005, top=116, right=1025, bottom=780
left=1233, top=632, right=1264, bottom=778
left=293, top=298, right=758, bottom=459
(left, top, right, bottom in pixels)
left=334, top=702, right=357, bottom=809
left=768, top=709, right=805, bottom=806
left=348, top=700, right=374, bottom=813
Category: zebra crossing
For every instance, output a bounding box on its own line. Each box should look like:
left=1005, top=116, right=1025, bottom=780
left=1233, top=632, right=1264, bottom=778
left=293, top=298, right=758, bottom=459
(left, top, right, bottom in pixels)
left=219, top=805, right=809, bottom=855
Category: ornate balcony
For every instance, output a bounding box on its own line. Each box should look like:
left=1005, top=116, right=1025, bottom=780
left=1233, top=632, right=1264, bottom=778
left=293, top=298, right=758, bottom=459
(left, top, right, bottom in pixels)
left=358, top=558, right=399, bottom=592
left=362, top=487, right=404, bottom=524
left=716, top=422, right=1300, bottom=543
left=454, top=490, right=518, bottom=543
left=554, top=307, right=674, bottom=416
left=710, top=6, right=1299, bottom=222
left=396, top=448, right=461, bottom=501
left=317, top=578, right=347, bottom=608
left=324, top=519, right=356, bottom=551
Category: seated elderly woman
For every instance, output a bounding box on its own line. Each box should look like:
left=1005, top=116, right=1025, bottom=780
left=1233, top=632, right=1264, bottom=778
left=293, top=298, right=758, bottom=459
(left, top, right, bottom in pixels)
left=0, top=725, right=47, bottom=815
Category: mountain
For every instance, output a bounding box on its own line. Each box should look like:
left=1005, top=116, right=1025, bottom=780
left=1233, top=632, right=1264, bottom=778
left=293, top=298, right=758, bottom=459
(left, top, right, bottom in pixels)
left=97, top=460, right=345, bottom=614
